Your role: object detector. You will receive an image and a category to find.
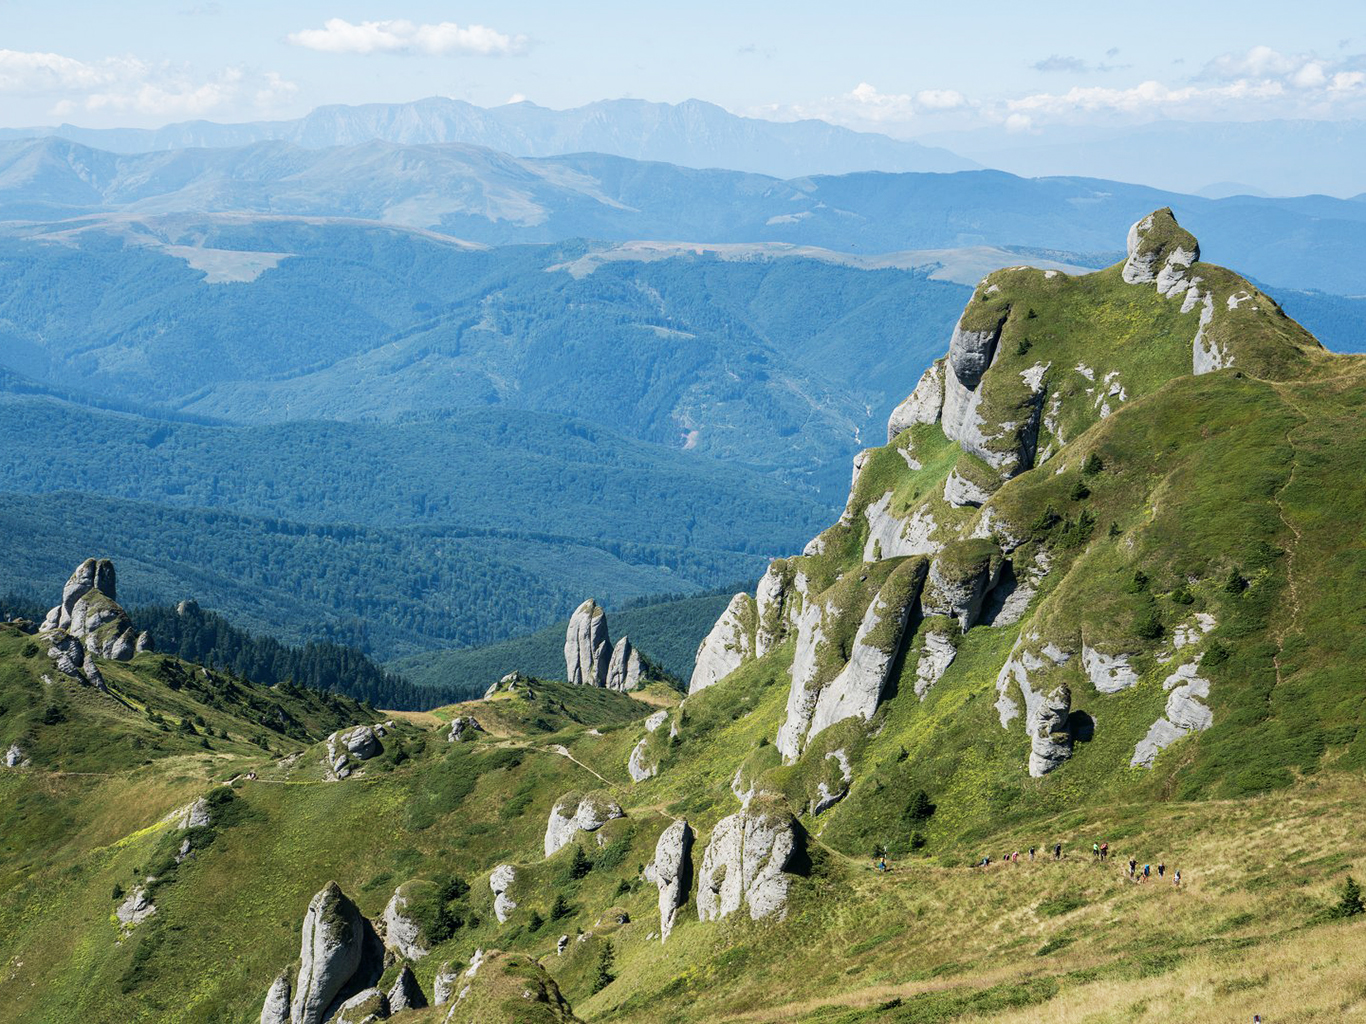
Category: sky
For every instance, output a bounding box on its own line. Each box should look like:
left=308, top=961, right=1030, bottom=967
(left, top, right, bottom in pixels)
left=1, top=1, right=1363, bottom=135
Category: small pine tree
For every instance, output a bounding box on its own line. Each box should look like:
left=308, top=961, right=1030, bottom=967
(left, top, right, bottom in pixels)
left=591, top=942, right=616, bottom=994
left=1223, top=566, right=1247, bottom=595
left=550, top=893, right=572, bottom=921
left=1134, top=608, right=1164, bottom=640
left=1069, top=478, right=1090, bottom=501
left=1338, top=876, right=1364, bottom=918
left=528, top=910, right=545, bottom=932
left=1082, top=452, right=1104, bottom=476
left=568, top=845, right=592, bottom=880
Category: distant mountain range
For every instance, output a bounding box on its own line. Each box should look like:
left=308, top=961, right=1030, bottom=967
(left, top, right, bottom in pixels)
left=4, top=135, right=1366, bottom=293
left=0, top=96, right=976, bottom=178
left=919, top=118, right=1366, bottom=200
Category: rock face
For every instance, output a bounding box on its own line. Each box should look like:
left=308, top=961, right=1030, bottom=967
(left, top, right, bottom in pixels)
left=327, top=725, right=382, bottom=779
left=922, top=543, right=1003, bottom=630
left=46, top=631, right=107, bottom=691
left=604, top=636, right=642, bottom=691
left=41, top=558, right=144, bottom=661
left=331, top=988, right=387, bottom=1024
left=810, top=748, right=853, bottom=815
left=1081, top=644, right=1139, bottom=693
left=260, top=973, right=291, bottom=1024
left=697, top=797, right=797, bottom=922
left=386, top=965, right=425, bottom=1012
left=544, top=794, right=624, bottom=856
left=862, top=494, right=941, bottom=560
left=1028, top=684, right=1073, bottom=777
left=489, top=864, right=517, bottom=923
left=688, top=592, right=756, bottom=694
left=1122, top=208, right=1199, bottom=294
left=447, top=716, right=483, bottom=743
left=291, top=882, right=365, bottom=1024
left=653, top=819, right=693, bottom=942
left=116, top=886, right=156, bottom=928
left=782, top=559, right=927, bottom=760
left=755, top=561, right=804, bottom=658
left=432, top=962, right=461, bottom=1005
left=994, top=634, right=1074, bottom=730
left=913, top=629, right=957, bottom=698
left=382, top=884, right=428, bottom=960
left=887, top=360, right=944, bottom=441
left=1132, top=662, right=1214, bottom=767
left=564, top=599, right=611, bottom=687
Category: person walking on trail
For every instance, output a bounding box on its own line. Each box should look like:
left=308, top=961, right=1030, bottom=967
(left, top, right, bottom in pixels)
left=1100, top=842, right=1109, bottom=862
left=1092, top=842, right=1100, bottom=860
left=1143, top=863, right=1151, bottom=881
left=1054, top=843, right=1062, bottom=860
left=1174, top=870, right=1182, bottom=887
left=878, top=853, right=887, bottom=872
left=1029, top=847, right=1035, bottom=861
left=1157, top=862, right=1165, bottom=878
left=1128, top=858, right=1137, bottom=879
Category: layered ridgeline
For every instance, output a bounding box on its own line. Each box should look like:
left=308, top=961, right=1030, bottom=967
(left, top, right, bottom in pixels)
left=3, top=210, right=1366, bottom=1024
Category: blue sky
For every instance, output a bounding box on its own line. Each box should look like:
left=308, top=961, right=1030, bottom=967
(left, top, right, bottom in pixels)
left=2, top=1, right=1363, bottom=133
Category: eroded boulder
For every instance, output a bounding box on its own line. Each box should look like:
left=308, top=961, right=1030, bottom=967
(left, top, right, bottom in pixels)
left=887, top=360, right=945, bottom=441
left=259, top=972, right=291, bottom=1024
left=1028, top=684, right=1072, bottom=777
left=489, top=864, right=517, bottom=923
left=697, top=796, right=798, bottom=922
left=331, top=988, right=387, bottom=1024
left=922, top=540, right=1003, bottom=630
left=544, top=794, right=624, bottom=857
left=564, top=599, right=611, bottom=687
left=382, top=884, right=428, bottom=960
left=291, top=882, right=365, bottom=1024
left=605, top=636, right=642, bottom=691
left=447, top=716, right=483, bottom=743
left=42, top=558, right=139, bottom=661
left=653, top=819, right=693, bottom=942
left=386, top=965, right=425, bottom=1012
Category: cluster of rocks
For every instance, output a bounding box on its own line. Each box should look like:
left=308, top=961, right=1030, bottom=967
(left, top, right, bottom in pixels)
left=543, top=793, right=625, bottom=857
left=41, top=559, right=151, bottom=663
left=626, top=709, right=670, bottom=783
left=326, top=724, right=390, bottom=780
left=563, top=599, right=642, bottom=690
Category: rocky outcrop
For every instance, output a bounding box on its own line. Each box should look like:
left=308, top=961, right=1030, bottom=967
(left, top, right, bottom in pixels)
left=447, top=716, right=483, bottom=743
left=653, top=819, right=693, bottom=942
left=386, top=965, right=425, bottom=1012
left=1081, top=644, right=1139, bottom=693
left=260, top=973, right=291, bottom=1024
left=1132, top=662, right=1214, bottom=767
left=688, top=592, right=756, bottom=694
left=331, top=988, right=387, bottom=1024
left=755, top=561, right=805, bottom=658
left=1122, top=208, right=1199, bottom=295
left=994, top=634, right=1073, bottom=729
left=862, top=494, right=941, bottom=560
left=327, top=725, right=382, bottom=779
left=913, top=629, right=957, bottom=699
left=887, top=360, right=945, bottom=441
left=544, top=794, right=624, bottom=856
left=1028, top=684, right=1073, bottom=777
left=441, top=950, right=579, bottom=1024
left=489, top=864, right=517, bottom=923
left=382, top=884, right=428, bottom=960
left=943, top=468, right=993, bottom=508
left=604, top=636, right=642, bottom=691
left=116, top=885, right=156, bottom=928
left=291, top=882, right=365, bottom=1024
left=697, top=797, right=798, bottom=922
left=432, top=961, right=461, bottom=1005
left=627, top=738, right=657, bottom=782
left=789, top=559, right=927, bottom=759
left=810, top=748, right=853, bottom=815
left=4, top=743, right=26, bottom=768
left=175, top=796, right=212, bottom=830
left=564, top=599, right=611, bottom=687
left=41, top=559, right=145, bottom=662
left=46, top=631, right=107, bottom=691
left=921, top=542, right=1003, bottom=630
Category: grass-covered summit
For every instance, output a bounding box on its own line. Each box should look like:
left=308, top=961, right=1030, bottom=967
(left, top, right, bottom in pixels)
left=2, top=210, right=1364, bottom=1024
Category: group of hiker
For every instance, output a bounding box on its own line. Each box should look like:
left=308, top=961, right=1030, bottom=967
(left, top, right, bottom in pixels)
left=971, top=841, right=1182, bottom=886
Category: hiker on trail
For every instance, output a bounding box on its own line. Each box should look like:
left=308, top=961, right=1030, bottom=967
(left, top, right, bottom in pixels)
left=1092, top=842, right=1100, bottom=859
left=1143, top=864, right=1151, bottom=881
left=1029, top=847, right=1035, bottom=861
left=877, top=853, right=887, bottom=872
left=1128, top=857, right=1137, bottom=878
left=1100, top=842, right=1109, bottom=862
left=1174, top=870, right=1182, bottom=886
left=1054, top=843, right=1062, bottom=860
left=1157, top=862, right=1165, bottom=878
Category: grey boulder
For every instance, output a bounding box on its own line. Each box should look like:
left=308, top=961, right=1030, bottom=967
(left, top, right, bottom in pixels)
left=291, top=882, right=364, bottom=1024
left=564, top=599, right=611, bottom=686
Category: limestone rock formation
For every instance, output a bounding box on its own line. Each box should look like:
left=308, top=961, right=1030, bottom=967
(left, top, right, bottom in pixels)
left=1081, top=644, right=1139, bottom=693
left=46, top=631, right=107, bottom=691
left=1132, top=662, right=1214, bottom=767
left=922, top=542, right=1003, bottom=630
left=489, top=864, right=517, bottom=923
left=327, top=725, right=382, bottom=779
left=259, top=973, right=291, bottom=1024
left=627, top=738, right=657, bottom=783
left=432, top=961, right=461, bottom=1005
left=755, top=561, right=805, bottom=658
left=604, top=636, right=642, bottom=691
left=544, top=794, right=624, bottom=857
left=447, top=716, right=483, bottom=743
left=994, top=634, right=1073, bottom=730
left=41, top=559, right=142, bottom=662
left=564, top=599, right=611, bottom=687
left=4, top=743, right=25, bottom=768
left=688, top=592, right=756, bottom=694
left=382, top=884, right=428, bottom=960
left=887, top=359, right=944, bottom=441
left=780, top=558, right=927, bottom=760
left=810, top=749, right=853, bottom=815
left=862, top=494, right=941, bottom=560
left=697, top=797, right=797, bottom=922
left=653, top=819, right=693, bottom=942
left=386, top=965, right=425, bottom=1012
left=1028, top=684, right=1073, bottom=777
left=331, top=988, right=387, bottom=1024
left=1122, top=208, right=1199, bottom=295
left=291, top=882, right=365, bottom=1024
left=116, top=885, right=156, bottom=928
left=175, top=797, right=212, bottom=830
left=913, top=629, right=957, bottom=699
left=943, top=469, right=993, bottom=508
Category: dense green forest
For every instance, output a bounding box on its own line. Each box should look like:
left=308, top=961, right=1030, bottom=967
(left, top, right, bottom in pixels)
left=393, top=585, right=746, bottom=691
left=0, top=491, right=771, bottom=658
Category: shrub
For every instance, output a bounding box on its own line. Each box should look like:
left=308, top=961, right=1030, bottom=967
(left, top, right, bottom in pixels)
left=1337, top=876, right=1364, bottom=918
left=1082, top=452, right=1104, bottom=476
left=592, top=942, right=616, bottom=994
left=550, top=893, right=573, bottom=921
left=567, top=845, right=592, bottom=880
left=1069, top=479, right=1090, bottom=501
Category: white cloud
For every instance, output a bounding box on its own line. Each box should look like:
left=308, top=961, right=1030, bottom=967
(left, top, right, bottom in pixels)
left=0, top=48, right=295, bottom=119
left=287, top=18, right=526, bottom=56
left=750, top=82, right=974, bottom=134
